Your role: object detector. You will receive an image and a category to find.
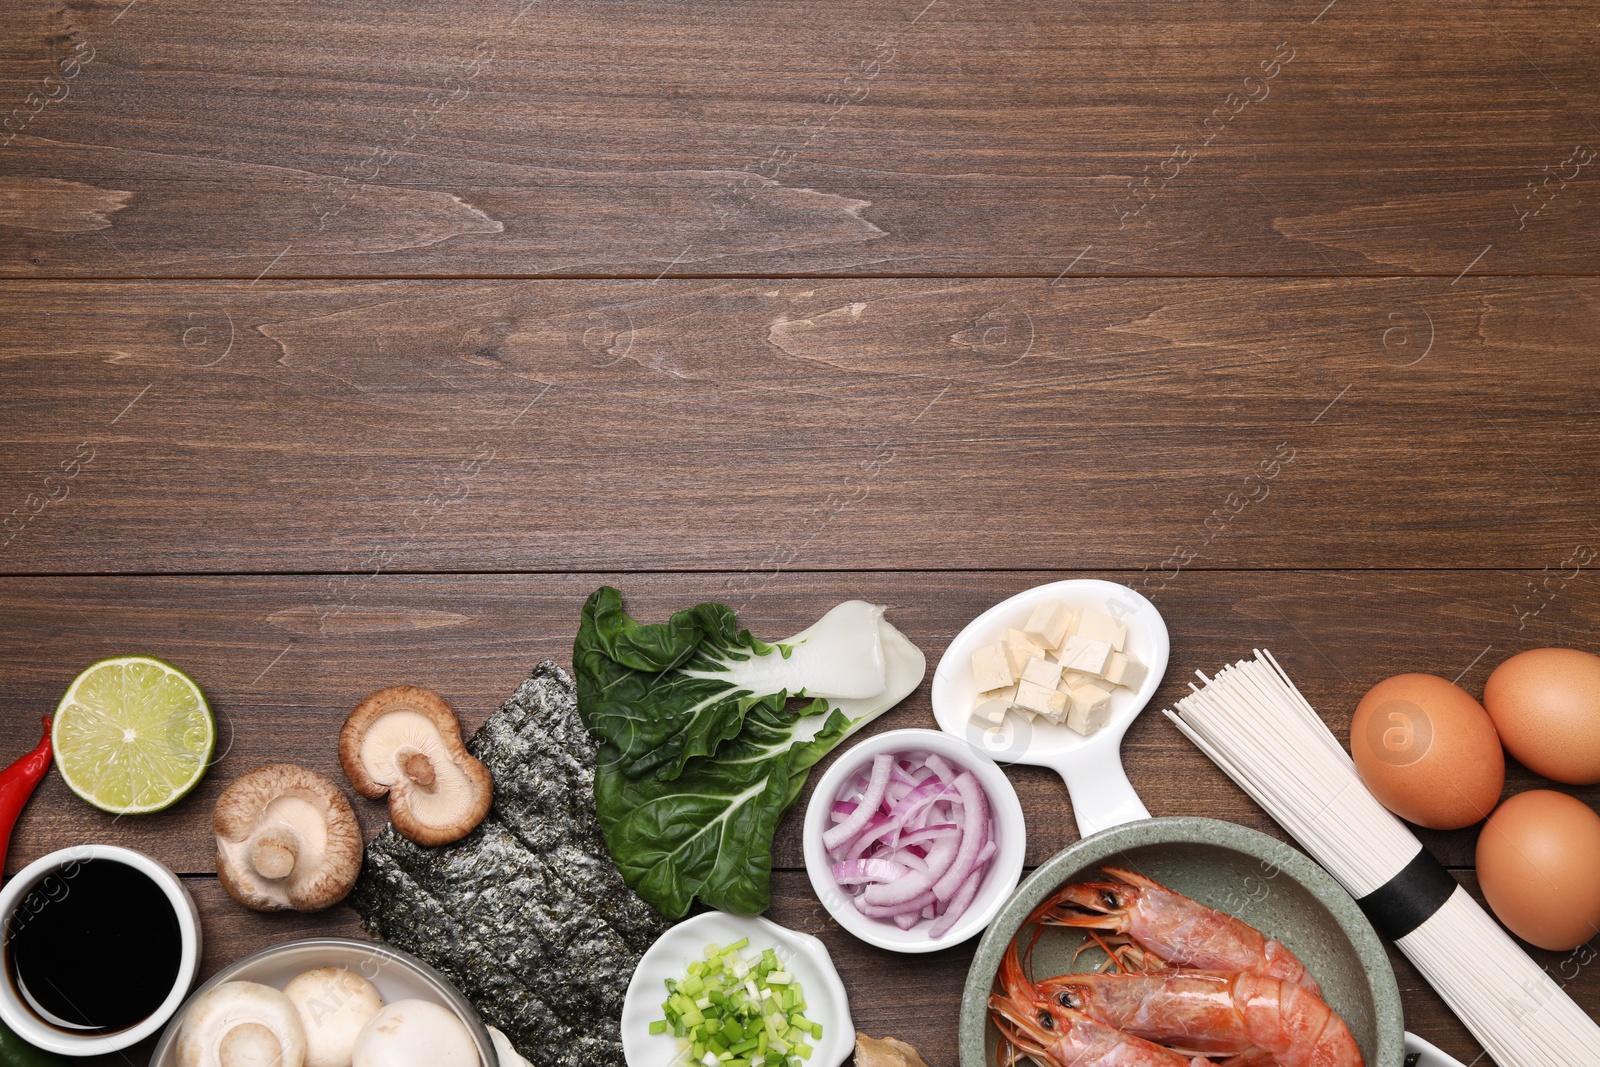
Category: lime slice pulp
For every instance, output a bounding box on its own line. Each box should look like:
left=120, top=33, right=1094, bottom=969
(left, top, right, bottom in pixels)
left=53, top=655, right=215, bottom=815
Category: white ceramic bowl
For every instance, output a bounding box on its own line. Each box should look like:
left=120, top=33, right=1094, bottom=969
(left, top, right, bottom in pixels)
left=148, top=937, right=498, bottom=1067
left=621, top=911, right=853, bottom=1067
left=929, top=579, right=1170, bottom=838
left=802, top=728, right=1026, bottom=953
left=0, top=845, right=201, bottom=1056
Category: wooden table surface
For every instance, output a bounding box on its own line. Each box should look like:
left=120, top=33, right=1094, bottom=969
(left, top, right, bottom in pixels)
left=4, top=0, right=1599, bottom=1064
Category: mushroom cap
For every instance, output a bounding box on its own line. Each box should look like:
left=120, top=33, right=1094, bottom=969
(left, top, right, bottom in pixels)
left=488, top=1027, right=532, bottom=1067
left=175, top=981, right=308, bottom=1067
left=351, top=999, right=478, bottom=1067
left=283, top=967, right=384, bottom=1067
left=214, top=763, right=363, bottom=912
left=339, top=686, right=493, bottom=846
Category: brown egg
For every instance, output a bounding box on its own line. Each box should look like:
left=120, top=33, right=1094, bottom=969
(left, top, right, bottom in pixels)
left=1477, top=789, right=1600, bottom=951
left=1349, top=673, right=1504, bottom=830
left=1483, top=648, right=1600, bottom=785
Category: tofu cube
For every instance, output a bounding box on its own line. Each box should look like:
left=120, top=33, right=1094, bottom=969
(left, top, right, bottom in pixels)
left=1075, top=609, right=1127, bottom=652
left=1103, top=652, right=1148, bottom=690
left=971, top=641, right=1013, bottom=693
left=1059, top=669, right=1098, bottom=691
left=1015, top=679, right=1068, bottom=721
left=1021, top=600, right=1074, bottom=650
left=971, top=697, right=1011, bottom=727
left=1057, top=635, right=1113, bottom=676
left=1066, top=682, right=1114, bottom=736
left=1020, top=655, right=1063, bottom=689
left=1003, top=628, right=1050, bottom=676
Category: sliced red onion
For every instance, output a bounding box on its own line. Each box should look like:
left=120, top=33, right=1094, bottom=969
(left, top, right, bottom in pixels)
left=839, top=814, right=896, bottom=861
left=927, top=841, right=997, bottom=939
left=896, top=823, right=959, bottom=849
left=857, top=888, right=937, bottom=918
left=895, top=850, right=929, bottom=874
left=897, top=781, right=958, bottom=834
left=921, top=831, right=961, bottom=885
left=823, top=749, right=999, bottom=936
left=924, top=753, right=958, bottom=785
left=831, top=858, right=910, bottom=886
left=932, top=771, right=989, bottom=902
left=823, top=753, right=893, bottom=850
left=890, top=764, right=920, bottom=789
left=832, top=782, right=953, bottom=860
left=863, top=870, right=933, bottom=906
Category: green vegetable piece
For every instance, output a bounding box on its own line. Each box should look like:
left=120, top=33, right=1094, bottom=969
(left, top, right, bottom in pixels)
left=576, top=589, right=786, bottom=781
left=576, top=587, right=925, bottom=917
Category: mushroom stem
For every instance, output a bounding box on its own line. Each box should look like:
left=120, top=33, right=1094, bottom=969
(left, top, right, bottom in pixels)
left=250, top=834, right=299, bottom=880
left=401, top=752, right=436, bottom=789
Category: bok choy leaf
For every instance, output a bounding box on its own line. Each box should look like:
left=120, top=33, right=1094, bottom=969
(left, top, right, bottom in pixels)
left=574, top=587, right=925, bottom=918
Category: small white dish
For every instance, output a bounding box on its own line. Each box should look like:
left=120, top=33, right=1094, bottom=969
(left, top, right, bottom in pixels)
left=1404, top=1032, right=1469, bottom=1066
left=929, top=579, right=1170, bottom=838
left=622, top=912, right=853, bottom=1067
left=802, top=728, right=1026, bottom=953
left=0, top=844, right=201, bottom=1057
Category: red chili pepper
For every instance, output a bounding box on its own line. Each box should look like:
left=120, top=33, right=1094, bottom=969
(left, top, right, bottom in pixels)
left=0, top=717, right=52, bottom=880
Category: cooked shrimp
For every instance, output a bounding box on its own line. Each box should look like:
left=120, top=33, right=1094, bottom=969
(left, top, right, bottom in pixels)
left=1037, top=970, right=1363, bottom=1067
left=1027, top=866, right=1320, bottom=995
left=991, top=941, right=1211, bottom=1067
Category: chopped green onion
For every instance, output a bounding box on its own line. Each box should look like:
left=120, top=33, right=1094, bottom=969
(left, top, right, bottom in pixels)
left=657, top=940, right=817, bottom=1067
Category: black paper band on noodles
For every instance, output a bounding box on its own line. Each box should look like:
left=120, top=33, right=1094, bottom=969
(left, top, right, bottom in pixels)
left=1355, top=847, right=1459, bottom=942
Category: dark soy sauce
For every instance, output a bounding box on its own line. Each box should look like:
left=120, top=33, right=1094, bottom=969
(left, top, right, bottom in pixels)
left=6, top=859, right=181, bottom=1033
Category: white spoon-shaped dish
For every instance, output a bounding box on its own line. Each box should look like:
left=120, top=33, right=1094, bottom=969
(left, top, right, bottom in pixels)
left=930, top=579, right=1170, bottom=838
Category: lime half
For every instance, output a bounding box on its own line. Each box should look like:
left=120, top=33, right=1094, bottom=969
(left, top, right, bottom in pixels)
left=53, top=655, right=215, bottom=814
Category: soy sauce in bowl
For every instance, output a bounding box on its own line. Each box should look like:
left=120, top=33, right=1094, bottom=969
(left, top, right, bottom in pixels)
left=6, top=858, right=182, bottom=1033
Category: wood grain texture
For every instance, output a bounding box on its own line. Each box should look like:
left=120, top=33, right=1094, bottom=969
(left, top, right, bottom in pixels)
left=7, top=1, right=1600, bottom=1064
left=3, top=0, right=1600, bottom=276
left=4, top=569, right=1594, bottom=878
left=3, top=277, right=1599, bottom=574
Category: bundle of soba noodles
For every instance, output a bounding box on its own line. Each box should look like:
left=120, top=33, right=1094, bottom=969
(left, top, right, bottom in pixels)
left=1166, top=650, right=1600, bottom=1067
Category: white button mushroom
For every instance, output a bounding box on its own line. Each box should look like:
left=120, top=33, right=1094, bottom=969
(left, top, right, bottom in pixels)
left=175, top=981, right=309, bottom=1067
left=339, top=687, right=493, bottom=846
left=351, top=999, right=478, bottom=1067
left=214, top=764, right=364, bottom=912
left=488, top=1027, right=533, bottom=1067
left=283, top=967, right=384, bottom=1067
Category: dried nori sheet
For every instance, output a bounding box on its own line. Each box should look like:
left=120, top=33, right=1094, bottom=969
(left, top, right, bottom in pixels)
left=349, top=661, right=668, bottom=1066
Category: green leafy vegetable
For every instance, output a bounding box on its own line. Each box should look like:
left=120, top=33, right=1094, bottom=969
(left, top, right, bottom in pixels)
left=577, top=590, right=784, bottom=781
left=575, top=587, right=924, bottom=918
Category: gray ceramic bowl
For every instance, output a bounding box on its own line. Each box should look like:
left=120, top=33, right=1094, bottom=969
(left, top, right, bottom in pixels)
left=148, top=937, right=497, bottom=1067
left=960, top=817, right=1404, bottom=1067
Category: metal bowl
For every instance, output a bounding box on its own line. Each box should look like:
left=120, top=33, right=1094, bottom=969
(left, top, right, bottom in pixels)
left=960, top=817, right=1406, bottom=1067
left=148, top=937, right=497, bottom=1067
